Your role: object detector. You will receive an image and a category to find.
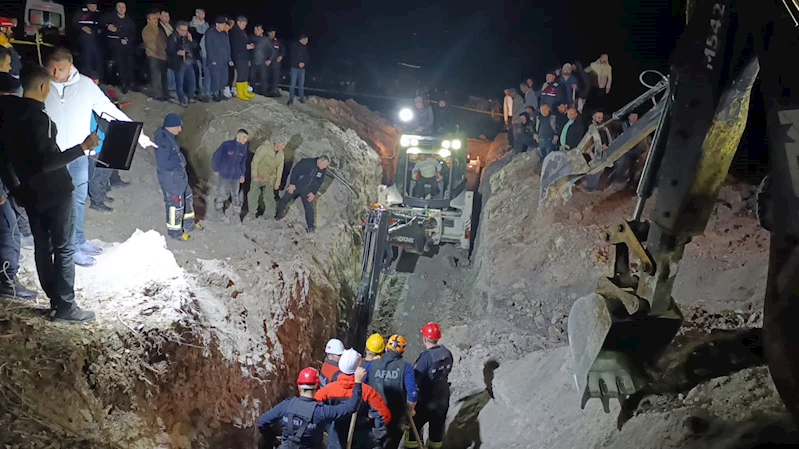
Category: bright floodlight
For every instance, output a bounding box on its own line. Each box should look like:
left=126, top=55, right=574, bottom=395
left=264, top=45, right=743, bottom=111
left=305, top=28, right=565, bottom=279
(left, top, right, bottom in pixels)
left=441, top=140, right=451, bottom=149
left=410, top=137, right=419, bottom=146
left=399, top=108, right=414, bottom=123
left=407, top=147, right=421, bottom=154
left=439, top=149, right=451, bottom=158
left=400, top=135, right=411, bottom=147
left=452, top=139, right=462, bottom=150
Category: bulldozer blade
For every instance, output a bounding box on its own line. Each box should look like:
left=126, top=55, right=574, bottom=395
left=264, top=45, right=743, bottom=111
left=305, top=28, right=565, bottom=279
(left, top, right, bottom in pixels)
left=568, top=291, right=682, bottom=412
left=539, top=99, right=666, bottom=208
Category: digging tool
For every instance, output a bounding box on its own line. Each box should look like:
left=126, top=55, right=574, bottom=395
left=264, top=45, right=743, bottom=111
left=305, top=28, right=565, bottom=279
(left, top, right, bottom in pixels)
left=346, top=413, right=357, bottom=449
left=407, top=405, right=423, bottom=446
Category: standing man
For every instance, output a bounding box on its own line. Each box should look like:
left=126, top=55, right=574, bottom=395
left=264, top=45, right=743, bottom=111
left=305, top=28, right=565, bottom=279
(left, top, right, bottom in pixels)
left=167, top=21, right=198, bottom=107
left=159, top=10, right=175, bottom=94
left=101, top=2, right=136, bottom=93
left=265, top=27, right=284, bottom=97
left=230, top=16, right=255, bottom=101
left=72, top=1, right=102, bottom=77
left=288, top=35, right=309, bottom=105
left=534, top=104, right=558, bottom=158
left=503, top=88, right=514, bottom=146
left=584, top=54, right=612, bottom=109
left=45, top=48, right=157, bottom=267
left=0, top=65, right=100, bottom=322
left=142, top=11, right=168, bottom=101
left=364, top=333, right=385, bottom=366
left=189, top=9, right=211, bottom=101
left=250, top=24, right=273, bottom=96
left=405, top=322, right=453, bottom=449
left=211, top=129, right=249, bottom=224
left=368, top=335, right=418, bottom=449
left=204, top=16, right=233, bottom=102
left=275, top=155, right=330, bottom=233
left=153, top=113, right=200, bottom=241
left=246, top=134, right=286, bottom=221
left=257, top=367, right=367, bottom=449
left=321, top=338, right=345, bottom=387
left=0, top=18, right=20, bottom=78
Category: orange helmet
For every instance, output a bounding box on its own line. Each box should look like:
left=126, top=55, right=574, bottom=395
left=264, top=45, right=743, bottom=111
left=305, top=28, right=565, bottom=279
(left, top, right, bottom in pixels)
left=421, top=322, right=442, bottom=340
left=296, top=367, right=320, bottom=388
left=386, top=335, right=407, bottom=353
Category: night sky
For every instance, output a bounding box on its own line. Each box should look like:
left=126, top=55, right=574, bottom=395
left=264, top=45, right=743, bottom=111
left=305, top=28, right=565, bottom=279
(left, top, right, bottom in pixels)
left=4, top=0, right=686, bottom=107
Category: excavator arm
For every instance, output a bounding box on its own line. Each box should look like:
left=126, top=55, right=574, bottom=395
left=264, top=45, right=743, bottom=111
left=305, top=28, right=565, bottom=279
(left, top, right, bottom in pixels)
left=569, top=0, right=799, bottom=424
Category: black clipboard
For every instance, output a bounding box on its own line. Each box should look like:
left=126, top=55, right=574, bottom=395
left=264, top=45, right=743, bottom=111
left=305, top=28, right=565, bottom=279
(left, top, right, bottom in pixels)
left=96, top=120, right=144, bottom=171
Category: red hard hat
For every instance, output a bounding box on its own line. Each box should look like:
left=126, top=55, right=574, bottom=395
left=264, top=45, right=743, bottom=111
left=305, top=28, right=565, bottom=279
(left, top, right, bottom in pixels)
left=296, top=367, right=320, bottom=387
left=0, top=18, right=14, bottom=28
left=421, top=322, right=442, bottom=340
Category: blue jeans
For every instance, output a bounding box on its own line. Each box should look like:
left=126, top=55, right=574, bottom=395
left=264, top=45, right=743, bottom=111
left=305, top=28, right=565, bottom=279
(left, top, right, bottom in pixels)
left=175, top=64, right=196, bottom=103
left=0, top=197, right=21, bottom=277
left=67, top=156, right=89, bottom=247
left=199, top=60, right=211, bottom=96
left=167, top=68, right=176, bottom=91
left=539, top=140, right=556, bottom=158
left=289, top=67, right=305, bottom=102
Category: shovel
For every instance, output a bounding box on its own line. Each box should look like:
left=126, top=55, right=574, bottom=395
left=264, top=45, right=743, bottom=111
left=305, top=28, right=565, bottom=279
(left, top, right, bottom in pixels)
left=346, top=413, right=357, bottom=449
left=407, top=405, right=423, bottom=446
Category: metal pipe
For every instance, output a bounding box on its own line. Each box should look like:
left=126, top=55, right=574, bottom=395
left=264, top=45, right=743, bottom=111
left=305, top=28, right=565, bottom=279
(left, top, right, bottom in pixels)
left=633, top=85, right=674, bottom=221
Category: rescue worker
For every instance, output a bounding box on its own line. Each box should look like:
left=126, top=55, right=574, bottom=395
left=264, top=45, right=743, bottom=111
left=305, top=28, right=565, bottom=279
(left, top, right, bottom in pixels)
left=72, top=1, right=103, bottom=77
left=320, top=338, right=345, bottom=387
left=246, top=134, right=286, bottom=221
left=204, top=16, right=233, bottom=102
left=101, top=2, right=137, bottom=93
left=275, top=155, right=330, bottom=234
left=405, top=323, right=453, bottom=449
left=368, top=335, right=418, bottom=449
left=153, top=113, right=201, bottom=241
left=258, top=366, right=367, bottom=449
left=265, top=27, right=284, bottom=97
left=212, top=129, right=249, bottom=224
left=364, top=333, right=385, bottom=364
left=0, top=18, right=20, bottom=78
left=315, top=349, right=392, bottom=449
left=230, top=16, right=255, bottom=101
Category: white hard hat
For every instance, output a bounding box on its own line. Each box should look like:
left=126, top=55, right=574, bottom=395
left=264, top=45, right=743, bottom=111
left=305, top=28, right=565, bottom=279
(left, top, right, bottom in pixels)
left=325, top=338, right=345, bottom=356
left=338, top=348, right=362, bottom=375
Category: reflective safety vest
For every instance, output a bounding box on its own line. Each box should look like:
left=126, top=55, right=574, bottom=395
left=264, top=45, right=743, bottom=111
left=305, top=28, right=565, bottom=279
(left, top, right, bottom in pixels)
left=279, top=398, right=319, bottom=449
left=367, top=352, right=408, bottom=416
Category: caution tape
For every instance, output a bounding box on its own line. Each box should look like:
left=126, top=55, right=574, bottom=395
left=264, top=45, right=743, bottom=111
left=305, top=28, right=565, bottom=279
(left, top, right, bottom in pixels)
left=10, top=35, right=55, bottom=48
left=275, top=83, right=497, bottom=117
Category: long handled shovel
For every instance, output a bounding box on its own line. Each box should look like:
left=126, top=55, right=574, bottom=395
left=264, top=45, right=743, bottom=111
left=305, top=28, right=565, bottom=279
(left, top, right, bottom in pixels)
left=407, top=405, right=423, bottom=446
left=346, top=413, right=358, bottom=449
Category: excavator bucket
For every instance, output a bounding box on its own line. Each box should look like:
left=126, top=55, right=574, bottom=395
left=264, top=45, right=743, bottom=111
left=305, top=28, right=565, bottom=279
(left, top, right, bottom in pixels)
left=539, top=87, right=668, bottom=208
left=568, top=289, right=683, bottom=412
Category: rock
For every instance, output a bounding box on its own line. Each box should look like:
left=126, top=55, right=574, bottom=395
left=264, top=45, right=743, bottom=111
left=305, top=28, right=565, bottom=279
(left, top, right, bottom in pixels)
left=551, top=313, right=564, bottom=325
left=512, top=280, right=526, bottom=290
left=512, top=293, right=525, bottom=303
left=548, top=326, right=563, bottom=338
left=535, top=315, right=547, bottom=329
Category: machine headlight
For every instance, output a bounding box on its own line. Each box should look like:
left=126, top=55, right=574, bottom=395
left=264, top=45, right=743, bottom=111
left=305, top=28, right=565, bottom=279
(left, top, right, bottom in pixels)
left=451, top=139, right=462, bottom=150
left=408, top=147, right=421, bottom=154
left=399, top=108, right=414, bottom=123
left=410, top=138, right=419, bottom=146
left=439, top=149, right=451, bottom=158
left=400, top=135, right=410, bottom=147
left=441, top=140, right=451, bottom=149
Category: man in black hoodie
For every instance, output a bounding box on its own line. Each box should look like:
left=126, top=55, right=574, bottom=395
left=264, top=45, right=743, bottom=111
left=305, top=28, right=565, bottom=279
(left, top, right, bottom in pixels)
left=275, top=155, right=329, bottom=233
left=0, top=65, right=99, bottom=322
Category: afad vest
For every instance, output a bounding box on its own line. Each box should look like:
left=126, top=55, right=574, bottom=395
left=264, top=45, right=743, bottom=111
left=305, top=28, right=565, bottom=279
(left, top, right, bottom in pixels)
left=421, top=345, right=453, bottom=407
left=368, top=352, right=408, bottom=415
left=280, top=398, right=319, bottom=449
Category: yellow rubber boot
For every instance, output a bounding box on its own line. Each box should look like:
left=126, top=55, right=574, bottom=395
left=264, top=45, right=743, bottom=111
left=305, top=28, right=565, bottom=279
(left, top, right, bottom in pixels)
left=244, top=82, right=256, bottom=98
left=236, top=82, right=250, bottom=101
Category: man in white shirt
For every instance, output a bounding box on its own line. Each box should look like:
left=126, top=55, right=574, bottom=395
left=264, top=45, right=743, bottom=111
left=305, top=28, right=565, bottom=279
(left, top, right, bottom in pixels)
left=412, top=154, right=441, bottom=198
left=503, top=88, right=515, bottom=147
left=45, top=48, right=156, bottom=267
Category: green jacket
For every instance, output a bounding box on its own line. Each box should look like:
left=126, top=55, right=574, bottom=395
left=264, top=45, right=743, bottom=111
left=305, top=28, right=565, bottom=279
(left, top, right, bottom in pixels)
left=251, top=142, right=285, bottom=189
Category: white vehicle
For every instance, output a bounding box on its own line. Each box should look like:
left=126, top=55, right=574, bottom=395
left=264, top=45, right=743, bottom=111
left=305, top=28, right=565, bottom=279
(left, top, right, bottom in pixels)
left=24, top=0, right=65, bottom=36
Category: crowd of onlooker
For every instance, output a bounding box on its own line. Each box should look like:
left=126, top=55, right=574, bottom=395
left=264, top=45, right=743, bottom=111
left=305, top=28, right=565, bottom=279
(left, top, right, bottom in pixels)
left=73, top=1, right=310, bottom=106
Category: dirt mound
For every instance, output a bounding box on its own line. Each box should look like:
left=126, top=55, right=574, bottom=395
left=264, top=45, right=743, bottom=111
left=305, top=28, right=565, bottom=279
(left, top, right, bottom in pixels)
left=0, top=92, right=385, bottom=448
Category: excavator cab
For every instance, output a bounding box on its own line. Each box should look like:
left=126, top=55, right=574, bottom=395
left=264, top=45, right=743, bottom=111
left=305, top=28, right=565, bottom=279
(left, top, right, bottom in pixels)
left=392, top=133, right=468, bottom=209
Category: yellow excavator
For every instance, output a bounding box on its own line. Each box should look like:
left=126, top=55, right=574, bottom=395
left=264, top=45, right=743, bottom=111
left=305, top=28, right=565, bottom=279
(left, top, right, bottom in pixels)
left=562, top=0, right=799, bottom=427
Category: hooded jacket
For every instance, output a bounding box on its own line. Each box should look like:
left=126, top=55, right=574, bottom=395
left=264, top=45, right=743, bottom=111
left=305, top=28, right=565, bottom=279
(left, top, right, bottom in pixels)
left=0, top=96, right=85, bottom=208
left=211, top=139, right=248, bottom=180
left=189, top=17, right=209, bottom=37
left=204, top=27, right=232, bottom=66
left=251, top=142, right=284, bottom=188
left=45, top=66, right=133, bottom=152
left=314, top=373, right=392, bottom=424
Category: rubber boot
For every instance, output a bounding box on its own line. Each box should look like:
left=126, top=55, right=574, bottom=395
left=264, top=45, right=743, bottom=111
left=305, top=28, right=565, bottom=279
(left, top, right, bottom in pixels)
left=236, top=82, right=250, bottom=101
left=244, top=82, right=256, bottom=99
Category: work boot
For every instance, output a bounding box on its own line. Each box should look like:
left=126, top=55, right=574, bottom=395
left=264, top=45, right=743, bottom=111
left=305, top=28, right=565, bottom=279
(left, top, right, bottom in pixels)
left=216, top=208, right=230, bottom=224
left=236, top=82, right=251, bottom=101
left=244, top=82, right=256, bottom=99
left=74, top=251, right=96, bottom=267
left=307, top=226, right=315, bottom=234
left=0, top=277, right=38, bottom=300
left=89, top=201, right=113, bottom=212
left=170, top=232, right=193, bottom=242
left=286, top=99, right=293, bottom=106
left=53, top=304, right=96, bottom=323
left=103, top=196, right=115, bottom=203
left=79, top=241, right=103, bottom=256
left=110, top=179, right=130, bottom=189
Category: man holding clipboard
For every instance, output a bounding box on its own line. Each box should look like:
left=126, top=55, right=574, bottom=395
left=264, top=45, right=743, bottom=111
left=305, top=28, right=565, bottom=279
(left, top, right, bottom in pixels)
left=44, top=48, right=157, bottom=268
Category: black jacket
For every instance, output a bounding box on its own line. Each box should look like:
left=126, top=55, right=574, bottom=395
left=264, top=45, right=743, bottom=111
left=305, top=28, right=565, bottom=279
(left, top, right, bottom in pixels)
left=268, top=38, right=285, bottom=64
left=562, top=117, right=585, bottom=149
left=0, top=97, right=84, bottom=209
left=72, top=8, right=102, bottom=40
left=435, top=105, right=454, bottom=134
left=251, top=34, right=274, bottom=65
left=289, top=157, right=327, bottom=195
left=101, top=12, right=136, bottom=44
left=229, top=26, right=251, bottom=62
left=289, top=41, right=309, bottom=69
left=166, top=33, right=198, bottom=71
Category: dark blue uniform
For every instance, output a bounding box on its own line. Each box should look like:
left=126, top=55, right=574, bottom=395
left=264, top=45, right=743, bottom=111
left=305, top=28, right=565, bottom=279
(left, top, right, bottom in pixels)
left=153, top=127, right=195, bottom=238
left=406, top=345, right=453, bottom=449
left=258, top=383, right=363, bottom=449
left=72, top=7, right=103, bottom=76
